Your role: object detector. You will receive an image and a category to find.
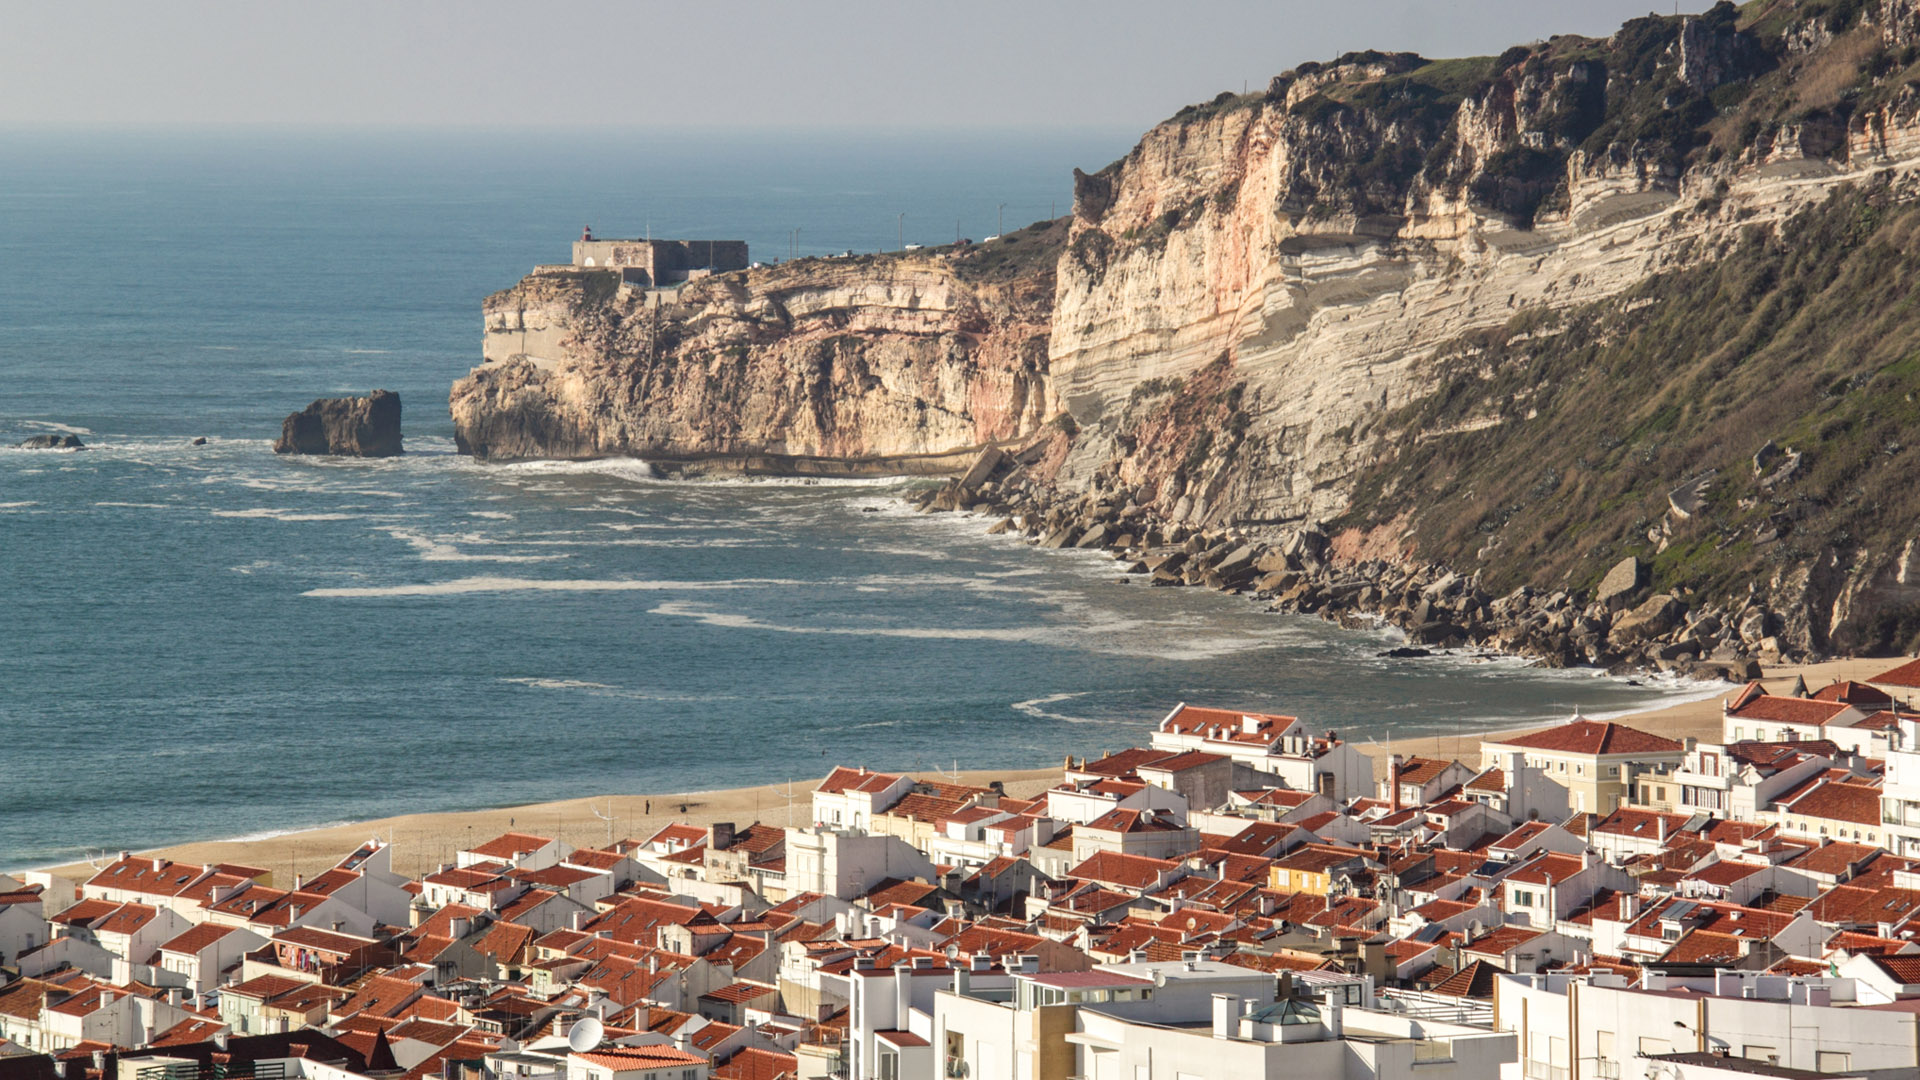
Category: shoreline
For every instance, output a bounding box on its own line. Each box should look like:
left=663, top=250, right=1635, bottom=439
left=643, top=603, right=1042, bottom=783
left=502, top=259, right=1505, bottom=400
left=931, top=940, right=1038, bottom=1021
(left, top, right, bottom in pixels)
left=33, top=655, right=1901, bottom=886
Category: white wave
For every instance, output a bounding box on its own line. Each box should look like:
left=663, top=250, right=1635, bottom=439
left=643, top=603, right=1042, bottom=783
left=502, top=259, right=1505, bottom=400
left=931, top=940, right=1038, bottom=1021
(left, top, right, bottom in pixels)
left=305, top=575, right=798, bottom=598
left=0, top=501, right=37, bottom=509
left=494, top=458, right=661, bottom=483
left=94, top=501, right=172, bottom=509
left=496, top=677, right=742, bottom=703
left=19, top=421, right=93, bottom=435
left=468, top=511, right=515, bottom=520
left=384, top=527, right=568, bottom=563
left=1011, top=691, right=1139, bottom=725
left=344, top=348, right=392, bottom=354
left=645, top=600, right=1273, bottom=660
left=214, top=508, right=362, bottom=522
left=502, top=677, right=619, bottom=691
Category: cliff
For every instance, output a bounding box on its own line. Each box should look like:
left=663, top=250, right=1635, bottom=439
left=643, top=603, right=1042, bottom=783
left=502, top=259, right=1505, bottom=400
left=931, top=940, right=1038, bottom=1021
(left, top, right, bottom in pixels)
left=450, top=223, right=1061, bottom=474
left=452, top=0, right=1920, bottom=656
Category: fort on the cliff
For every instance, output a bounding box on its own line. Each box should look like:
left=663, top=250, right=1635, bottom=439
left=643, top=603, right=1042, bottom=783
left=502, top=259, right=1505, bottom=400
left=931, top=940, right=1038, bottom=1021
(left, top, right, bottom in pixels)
left=571, top=230, right=748, bottom=287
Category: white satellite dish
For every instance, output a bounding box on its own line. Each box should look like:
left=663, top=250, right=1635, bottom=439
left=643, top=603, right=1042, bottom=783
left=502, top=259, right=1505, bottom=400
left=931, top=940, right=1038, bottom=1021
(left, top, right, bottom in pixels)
left=568, top=1016, right=604, bottom=1054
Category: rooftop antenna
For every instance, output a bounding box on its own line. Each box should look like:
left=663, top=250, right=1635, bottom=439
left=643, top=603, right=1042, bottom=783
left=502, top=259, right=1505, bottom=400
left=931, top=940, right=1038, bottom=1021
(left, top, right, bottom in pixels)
left=933, top=758, right=964, bottom=781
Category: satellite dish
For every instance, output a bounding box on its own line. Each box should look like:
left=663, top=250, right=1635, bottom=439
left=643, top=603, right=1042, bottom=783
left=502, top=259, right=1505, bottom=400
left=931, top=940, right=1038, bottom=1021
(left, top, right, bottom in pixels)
left=568, top=1016, right=605, bottom=1054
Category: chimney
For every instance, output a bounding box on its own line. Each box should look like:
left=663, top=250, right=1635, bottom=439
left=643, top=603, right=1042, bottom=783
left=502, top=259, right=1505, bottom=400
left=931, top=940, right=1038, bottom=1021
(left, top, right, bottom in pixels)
left=1211, top=994, right=1240, bottom=1039
left=1328, top=1002, right=1344, bottom=1039
left=712, top=823, right=736, bottom=852
left=953, top=966, right=971, bottom=996
left=1389, top=755, right=1405, bottom=813
left=1018, top=954, right=1039, bottom=974
left=970, top=954, right=992, bottom=973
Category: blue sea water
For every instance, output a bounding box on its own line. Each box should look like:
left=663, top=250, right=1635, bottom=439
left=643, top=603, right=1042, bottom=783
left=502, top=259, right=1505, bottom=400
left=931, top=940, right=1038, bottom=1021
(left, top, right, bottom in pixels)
left=0, top=129, right=1699, bottom=870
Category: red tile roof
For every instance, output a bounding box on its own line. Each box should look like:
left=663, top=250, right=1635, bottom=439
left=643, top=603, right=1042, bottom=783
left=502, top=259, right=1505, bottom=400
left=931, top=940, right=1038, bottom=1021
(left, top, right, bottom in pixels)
left=465, top=832, right=554, bottom=859
left=160, top=922, right=240, bottom=955
left=1780, top=779, right=1882, bottom=827
left=1158, top=705, right=1299, bottom=746
left=1727, top=696, right=1851, bottom=726
left=1487, top=720, right=1682, bottom=756
left=1869, top=658, right=1920, bottom=689
left=817, top=766, right=905, bottom=795
left=1067, top=852, right=1177, bottom=891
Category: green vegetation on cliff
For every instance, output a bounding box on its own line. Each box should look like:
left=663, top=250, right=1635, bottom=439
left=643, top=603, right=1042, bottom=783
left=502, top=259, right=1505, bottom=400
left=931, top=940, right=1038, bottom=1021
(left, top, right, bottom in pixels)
left=1341, top=181, right=1920, bottom=652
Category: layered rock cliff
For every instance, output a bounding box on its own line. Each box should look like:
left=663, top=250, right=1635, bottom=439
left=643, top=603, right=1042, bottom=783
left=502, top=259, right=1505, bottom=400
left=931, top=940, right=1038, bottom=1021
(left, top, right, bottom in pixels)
left=452, top=0, right=1920, bottom=655
left=451, top=226, right=1059, bottom=474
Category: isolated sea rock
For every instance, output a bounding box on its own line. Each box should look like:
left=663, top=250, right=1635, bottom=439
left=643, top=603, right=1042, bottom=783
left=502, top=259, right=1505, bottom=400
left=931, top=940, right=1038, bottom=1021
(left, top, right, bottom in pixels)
left=15, top=434, right=84, bottom=450
left=274, top=390, right=402, bottom=457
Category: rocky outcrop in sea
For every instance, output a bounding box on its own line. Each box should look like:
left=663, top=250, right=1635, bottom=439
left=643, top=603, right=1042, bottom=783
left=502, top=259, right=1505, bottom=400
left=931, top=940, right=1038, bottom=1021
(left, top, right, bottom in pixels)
left=274, top=390, right=403, bottom=457
left=15, top=434, right=85, bottom=450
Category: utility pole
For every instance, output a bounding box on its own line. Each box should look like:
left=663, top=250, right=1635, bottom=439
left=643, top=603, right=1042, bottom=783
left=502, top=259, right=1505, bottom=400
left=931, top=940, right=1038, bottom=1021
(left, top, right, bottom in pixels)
left=590, top=801, right=615, bottom=848
left=795, top=227, right=802, bottom=261
left=770, top=779, right=798, bottom=828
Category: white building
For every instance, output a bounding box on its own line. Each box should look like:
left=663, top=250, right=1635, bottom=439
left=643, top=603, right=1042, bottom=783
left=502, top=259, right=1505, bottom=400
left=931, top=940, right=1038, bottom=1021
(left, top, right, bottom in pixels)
left=812, top=767, right=915, bottom=831
left=1495, top=970, right=1915, bottom=1080
left=1150, top=705, right=1374, bottom=802
left=784, top=828, right=938, bottom=900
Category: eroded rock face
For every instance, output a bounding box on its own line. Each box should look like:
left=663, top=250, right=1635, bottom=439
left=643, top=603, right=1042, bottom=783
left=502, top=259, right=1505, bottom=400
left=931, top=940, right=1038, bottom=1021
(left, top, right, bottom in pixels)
left=450, top=256, right=1053, bottom=472
left=274, top=390, right=402, bottom=457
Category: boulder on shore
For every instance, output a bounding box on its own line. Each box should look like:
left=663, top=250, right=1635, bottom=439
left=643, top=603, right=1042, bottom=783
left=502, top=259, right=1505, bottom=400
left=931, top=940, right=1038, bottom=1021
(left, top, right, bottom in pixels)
left=15, top=433, right=85, bottom=450
left=274, top=390, right=403, bottom=457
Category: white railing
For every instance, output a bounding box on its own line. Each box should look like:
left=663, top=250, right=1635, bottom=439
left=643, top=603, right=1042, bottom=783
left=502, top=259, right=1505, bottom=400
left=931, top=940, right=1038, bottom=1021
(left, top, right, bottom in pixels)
left=1378, top=988, right=1495, bottom=1028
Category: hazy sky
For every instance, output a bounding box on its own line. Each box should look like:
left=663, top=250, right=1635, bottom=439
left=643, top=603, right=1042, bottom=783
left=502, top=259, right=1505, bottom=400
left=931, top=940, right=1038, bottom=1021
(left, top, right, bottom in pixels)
left=8, top=1, right=1703, bottom=131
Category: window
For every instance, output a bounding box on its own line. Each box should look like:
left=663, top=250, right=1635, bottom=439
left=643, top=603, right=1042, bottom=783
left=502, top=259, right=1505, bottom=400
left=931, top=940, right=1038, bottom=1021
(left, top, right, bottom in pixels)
left=1605, top=765, right=1618, bottom=777
left=1817, top=1052, right=1851, bottom=1072
left=1734, top=727, right=1745, bottom=740
left=1575, top=764, right=1585, bottom=776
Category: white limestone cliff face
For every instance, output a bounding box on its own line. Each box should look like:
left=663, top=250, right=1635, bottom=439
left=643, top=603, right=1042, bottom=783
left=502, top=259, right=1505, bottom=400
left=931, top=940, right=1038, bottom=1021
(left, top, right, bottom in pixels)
left=1048, top=69, right=1920, bottom=537
left=451, top=259, right=1052, bottom=470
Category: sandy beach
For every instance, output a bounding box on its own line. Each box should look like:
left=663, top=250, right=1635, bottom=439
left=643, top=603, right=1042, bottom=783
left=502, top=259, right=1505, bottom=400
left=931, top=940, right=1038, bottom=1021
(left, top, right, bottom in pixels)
left=41, top=656, right=1907, bottom=885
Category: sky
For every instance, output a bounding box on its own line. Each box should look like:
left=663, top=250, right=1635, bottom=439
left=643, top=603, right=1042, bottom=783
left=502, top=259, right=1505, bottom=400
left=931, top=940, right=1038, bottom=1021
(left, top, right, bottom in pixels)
left=7, top=1, right=1705, bottom=132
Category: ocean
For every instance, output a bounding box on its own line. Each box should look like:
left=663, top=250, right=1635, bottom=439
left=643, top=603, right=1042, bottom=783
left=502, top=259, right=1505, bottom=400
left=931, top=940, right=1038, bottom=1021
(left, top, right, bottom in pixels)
left=0, top=128, right=1703, bottom=870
